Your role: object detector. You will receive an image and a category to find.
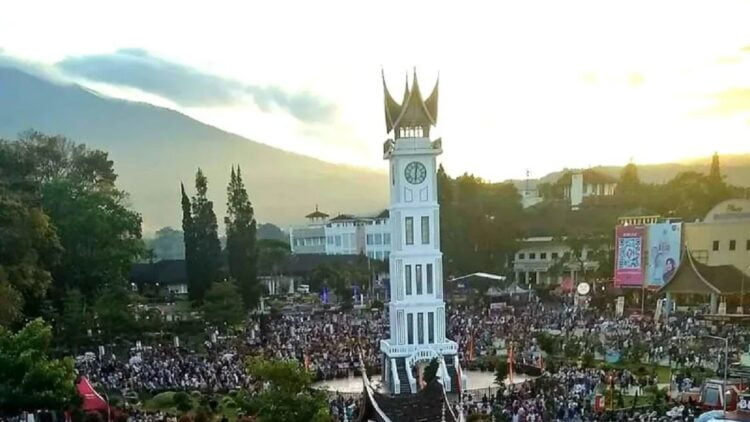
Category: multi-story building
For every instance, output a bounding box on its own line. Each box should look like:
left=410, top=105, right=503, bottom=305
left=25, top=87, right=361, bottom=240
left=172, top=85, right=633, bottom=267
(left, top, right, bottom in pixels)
left=684, top=198, right=750, bottom=276
left=289, top=207, right=392, bottom=261
left=513, top=236, right=601, bottom=285
left=560, top=169, right=618, bottom=209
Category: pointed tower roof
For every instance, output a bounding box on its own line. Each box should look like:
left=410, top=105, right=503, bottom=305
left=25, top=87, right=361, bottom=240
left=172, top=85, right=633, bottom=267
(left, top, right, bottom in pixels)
left=305, top=204, right=329, bottom=220
left=382, top=69, right=439, bottom=134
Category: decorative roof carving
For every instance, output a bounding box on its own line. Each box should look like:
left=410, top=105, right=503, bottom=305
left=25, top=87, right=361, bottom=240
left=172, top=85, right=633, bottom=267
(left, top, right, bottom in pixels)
left=382, top=69, right=439, bottom=135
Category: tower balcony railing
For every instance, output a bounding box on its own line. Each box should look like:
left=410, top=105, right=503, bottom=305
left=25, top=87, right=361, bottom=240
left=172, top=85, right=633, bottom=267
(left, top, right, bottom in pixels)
left=380, top=339, right=458, bottom=358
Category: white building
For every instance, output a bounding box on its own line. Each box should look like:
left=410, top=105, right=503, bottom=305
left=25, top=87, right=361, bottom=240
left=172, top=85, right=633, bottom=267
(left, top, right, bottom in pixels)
left=513, top=236, right=601, bottom=285
left=378, top=70, right=464, bottom=395
left=289, top=207, right=392, bottom=261
left=559, top=169, right=618, bottom=209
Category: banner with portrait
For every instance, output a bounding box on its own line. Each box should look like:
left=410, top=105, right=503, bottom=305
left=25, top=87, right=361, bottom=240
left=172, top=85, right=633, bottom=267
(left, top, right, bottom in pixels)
left=646, top=222, right=682, bottom=287
left=614, top=225, right=646, bottom=287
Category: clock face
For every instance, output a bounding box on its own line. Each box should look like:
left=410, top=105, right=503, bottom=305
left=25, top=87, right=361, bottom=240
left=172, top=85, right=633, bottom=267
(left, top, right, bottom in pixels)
left=404, top=161, right=427, bottom=185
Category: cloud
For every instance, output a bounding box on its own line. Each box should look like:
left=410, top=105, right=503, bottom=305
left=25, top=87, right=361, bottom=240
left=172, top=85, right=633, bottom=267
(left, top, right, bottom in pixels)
left=57, top=49, right=335, bottom=122
left=708, top=87, right=750, bottom=115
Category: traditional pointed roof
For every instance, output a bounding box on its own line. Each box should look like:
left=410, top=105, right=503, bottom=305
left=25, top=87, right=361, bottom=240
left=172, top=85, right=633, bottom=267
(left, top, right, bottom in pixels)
left=358, top=378, right=457, bottom=422
left=382, top=69, right=439, bottom=134
left=658, top=248, right=748, bottom=295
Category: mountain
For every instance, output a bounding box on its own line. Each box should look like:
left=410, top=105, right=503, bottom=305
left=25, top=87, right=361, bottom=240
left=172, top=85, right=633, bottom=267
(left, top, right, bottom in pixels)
left=0, top=67, right=389, bottom=233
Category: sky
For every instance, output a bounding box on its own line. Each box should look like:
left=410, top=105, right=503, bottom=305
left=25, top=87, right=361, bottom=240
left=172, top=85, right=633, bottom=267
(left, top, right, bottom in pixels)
left=2, top=0, right=750, bottom=181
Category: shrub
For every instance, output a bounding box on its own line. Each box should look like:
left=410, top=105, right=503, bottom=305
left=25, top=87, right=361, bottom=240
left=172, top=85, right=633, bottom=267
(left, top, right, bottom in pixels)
left=151, top=392, right=176, bottom=409
left=174, top=392, right=192, bottom=412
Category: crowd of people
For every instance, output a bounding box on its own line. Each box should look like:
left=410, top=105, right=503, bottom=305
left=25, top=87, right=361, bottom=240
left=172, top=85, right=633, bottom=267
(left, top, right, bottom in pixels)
left=73, top=292, right=750, bottom=421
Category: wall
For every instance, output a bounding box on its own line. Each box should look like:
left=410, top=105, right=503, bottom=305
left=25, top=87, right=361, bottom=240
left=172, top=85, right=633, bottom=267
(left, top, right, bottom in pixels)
left=684, top=198, right=750, bottom=276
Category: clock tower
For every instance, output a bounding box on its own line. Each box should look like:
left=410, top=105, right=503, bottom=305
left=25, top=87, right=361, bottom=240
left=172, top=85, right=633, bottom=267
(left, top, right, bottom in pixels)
left=379, top=70, right=465, bottom=395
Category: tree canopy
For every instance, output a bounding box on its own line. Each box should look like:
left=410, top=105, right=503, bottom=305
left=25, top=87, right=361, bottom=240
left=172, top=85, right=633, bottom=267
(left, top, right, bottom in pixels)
left=225, top=166, right=260, bottom=309
left=0, top=131, right=142, bottom=326
left=0, top=319, right=78, bottom=413
left=244, top=357, right=330, bottom=422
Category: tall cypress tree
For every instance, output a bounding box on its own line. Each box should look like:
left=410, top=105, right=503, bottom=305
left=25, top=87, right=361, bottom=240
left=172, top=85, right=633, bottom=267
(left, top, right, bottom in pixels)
left=190, top=169, right=222, bottom=303
left=708, top=152, right=730, bottom=207
left=181, top=183, right=199, bottom=301
left=225, top=165, right=259, bottom=309
left=709, top=152, right=723, bottom=186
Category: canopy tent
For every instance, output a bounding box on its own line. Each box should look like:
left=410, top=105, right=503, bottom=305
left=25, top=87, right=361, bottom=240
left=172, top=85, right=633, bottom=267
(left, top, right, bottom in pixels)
left=450, top=272, right=507, bottom=282
left=77, top=377, right=108, bottom=412
left=503, top=281, right=529, bottom=295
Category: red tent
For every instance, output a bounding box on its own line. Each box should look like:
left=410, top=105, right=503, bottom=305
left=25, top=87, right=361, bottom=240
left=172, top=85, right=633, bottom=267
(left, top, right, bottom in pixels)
left=76, top=377, right=108, bottom=412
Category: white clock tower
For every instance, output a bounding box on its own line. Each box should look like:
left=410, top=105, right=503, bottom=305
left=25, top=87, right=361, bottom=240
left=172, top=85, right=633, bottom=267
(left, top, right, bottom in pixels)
left=379, top=71, right=465, bottom=395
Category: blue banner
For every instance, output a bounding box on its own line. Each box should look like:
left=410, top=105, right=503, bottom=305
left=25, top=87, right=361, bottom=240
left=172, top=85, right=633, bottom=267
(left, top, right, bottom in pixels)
left=647, top=223, right=682, bottom=287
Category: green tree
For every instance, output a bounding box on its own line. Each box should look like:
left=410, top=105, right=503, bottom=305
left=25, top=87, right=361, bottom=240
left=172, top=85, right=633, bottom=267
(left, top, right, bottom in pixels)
left=244, top=357, right=330, bottom=422
left=59, top=289, right=91, bottom=348
left=1, top=133, right=140, bottom=319
left=0, top=139, right=62, bottom=321
left=225, top=166, right=259, bottom=309
left=258, top=239, right=290, bottom=277
left=494, top=358, right=509, bottom=386
left=94, top=285, right=135, bottom=340
left=616, top=162, right=642, bottom=206
left=202, top=281, right=244, bottom=328
left=146, top=226, right=185, bottom=260
left=181, top=183, right=198, bottom=300
left=187, top=169, right=222, bottom=303
left=707, top=152, right=731, bottom=208
left=536, top=332, right=559, bottom=356
left=0, top=319, right=78, bottom=413
left=43, top=180, right=143, bottom=295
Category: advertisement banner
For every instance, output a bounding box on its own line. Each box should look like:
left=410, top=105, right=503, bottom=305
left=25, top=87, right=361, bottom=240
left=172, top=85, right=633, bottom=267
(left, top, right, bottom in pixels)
left=646, top=222, right=682, bottom=287
left=614, top=225, right=646, bottom=287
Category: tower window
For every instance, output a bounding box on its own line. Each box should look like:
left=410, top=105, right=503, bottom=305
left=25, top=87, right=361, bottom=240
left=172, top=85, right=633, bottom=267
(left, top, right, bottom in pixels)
left=421, top=216, right=430, bottom=244
left=730, top=240, right=737, bottom=251
left=713, top=241, right=720, bottom=251
left=407, top=313, right=414, bottom=345
left=426, top=263, right=434, bottom=294
left=405, top=265, right=412, bottom=295
left=405, top=217, right=414, bottom=245
left=428, top=312, right=435, bottom=343
left=416, top=264, right=423, bottom=295
left=417, top=313, right=424, bottom=344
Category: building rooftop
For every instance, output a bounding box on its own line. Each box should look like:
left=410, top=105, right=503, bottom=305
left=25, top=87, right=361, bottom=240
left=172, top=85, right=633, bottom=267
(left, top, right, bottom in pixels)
left=382, top=70, right=439, bottom=135
left=557, top=169, right=618, bottom=185
left=659, top=249, right=749, bottom=295
left=305, top=205, right=329, bottom=220
left=130, top=259, right=187, bottom=286
left=358, top=378, right=456, bottom=422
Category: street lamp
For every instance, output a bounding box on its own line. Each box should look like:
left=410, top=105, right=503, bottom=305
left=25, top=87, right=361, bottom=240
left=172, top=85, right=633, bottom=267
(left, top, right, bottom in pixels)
left=705, top=335, right=730, bottom=413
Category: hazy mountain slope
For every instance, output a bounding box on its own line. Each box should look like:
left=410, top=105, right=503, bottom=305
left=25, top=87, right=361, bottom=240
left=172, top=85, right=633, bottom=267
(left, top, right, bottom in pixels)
left=540, top=158, right=750, bottom=186
left=0, top=67, right=388, bottom=232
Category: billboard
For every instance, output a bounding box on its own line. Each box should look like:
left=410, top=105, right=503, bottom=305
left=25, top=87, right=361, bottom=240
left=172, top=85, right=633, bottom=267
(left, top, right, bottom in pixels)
left=646, top=223, right=682, bottom=287
left=614, top=225, right=646, bottom=287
